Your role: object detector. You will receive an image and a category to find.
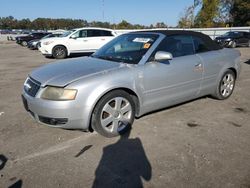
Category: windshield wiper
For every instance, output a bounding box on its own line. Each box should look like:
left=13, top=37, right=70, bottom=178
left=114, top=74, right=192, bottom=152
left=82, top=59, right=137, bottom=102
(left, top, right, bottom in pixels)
left=94, top=55, right=124, bottom=63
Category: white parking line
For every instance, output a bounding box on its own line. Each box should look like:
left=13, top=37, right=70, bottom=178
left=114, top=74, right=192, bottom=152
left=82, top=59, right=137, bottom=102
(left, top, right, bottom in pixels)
left=14, top=133, right=97, bottom=163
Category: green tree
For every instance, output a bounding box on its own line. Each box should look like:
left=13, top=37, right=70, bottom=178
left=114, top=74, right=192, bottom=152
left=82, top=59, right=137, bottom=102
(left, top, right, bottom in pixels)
left=178, top=0, right=201, bottom=28
left=194, top=0, right=220, bottom=27
left=0, top=16, right=17, bottom=29
left=17, top=18, right=32, bottom=29
left=155, top=22, right=168, bottom=28
left=117, top=20, right=133, bottom=29
left=178, top=6, right=194, bottom=28
left=230, top=0, right=250, bottom=26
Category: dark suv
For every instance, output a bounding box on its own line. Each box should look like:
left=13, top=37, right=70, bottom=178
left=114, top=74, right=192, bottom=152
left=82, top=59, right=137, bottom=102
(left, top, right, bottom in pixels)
left=16, top=32, right=51, bottom=46
left=215, top=31, right=250, bottom=48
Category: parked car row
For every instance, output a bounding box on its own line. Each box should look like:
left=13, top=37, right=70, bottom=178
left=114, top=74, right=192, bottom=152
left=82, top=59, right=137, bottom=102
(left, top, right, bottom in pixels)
left=38, top=27, right=117, bottom=59
left=214, top=31, right=250, bottom=48
left=16, top=32, right=52, bottom=46
left=27, top=33, right=62, bottom=50
left=13, top=29, right=249, bottom=61
left=14, top=27, right=118, bottom=59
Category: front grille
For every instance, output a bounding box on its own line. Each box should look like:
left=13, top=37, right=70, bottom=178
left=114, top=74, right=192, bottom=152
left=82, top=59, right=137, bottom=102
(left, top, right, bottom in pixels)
left=24, top=77, right=41, bottom=97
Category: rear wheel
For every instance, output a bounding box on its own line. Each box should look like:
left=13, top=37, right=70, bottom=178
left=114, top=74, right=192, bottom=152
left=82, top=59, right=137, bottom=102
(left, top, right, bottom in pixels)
left=52, top=46, right=67, bottom=59
left=213, top=70, right=236, bottom=100
left=91, top=90, right=135, bottom=137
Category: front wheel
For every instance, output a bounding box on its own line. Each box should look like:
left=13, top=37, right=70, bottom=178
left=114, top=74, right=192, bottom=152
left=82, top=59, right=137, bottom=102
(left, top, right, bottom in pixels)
left=21, top=41, right=27, bottom=46
left=230, top=41, right=236, bottom=48
left=91, top=90, right=135, bottom=137
left=213, top=70, right=236, bottom=100
left=52, top=46, right=67, bottom=59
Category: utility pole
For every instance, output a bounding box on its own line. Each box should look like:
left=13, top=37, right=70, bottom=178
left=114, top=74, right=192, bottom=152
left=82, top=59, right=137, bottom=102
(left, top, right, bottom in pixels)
left=102, top=0, right=105, bottom=22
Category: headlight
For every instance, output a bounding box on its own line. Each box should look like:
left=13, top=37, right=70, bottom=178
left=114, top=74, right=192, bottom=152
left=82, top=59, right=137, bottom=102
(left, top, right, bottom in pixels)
left=43, top=41, right=54, bottom=45
left=225, top=38, right=232, bottom=41
left=41, top=86, right=77, bottom=101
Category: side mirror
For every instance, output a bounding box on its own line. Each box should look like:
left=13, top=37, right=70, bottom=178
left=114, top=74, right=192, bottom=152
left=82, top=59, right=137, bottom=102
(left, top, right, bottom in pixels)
left=154, top=51, right=173, bottom=62
left=70, top=35, right=77, bottom=39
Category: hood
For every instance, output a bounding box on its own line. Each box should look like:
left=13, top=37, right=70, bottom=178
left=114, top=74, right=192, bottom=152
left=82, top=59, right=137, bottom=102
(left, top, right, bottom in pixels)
left=30, top=57, right=124, bottom=87
left=40, top=37, right=66, bottom=43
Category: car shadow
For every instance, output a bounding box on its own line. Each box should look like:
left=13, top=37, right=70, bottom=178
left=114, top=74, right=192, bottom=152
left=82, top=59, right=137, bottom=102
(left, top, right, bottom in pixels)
left=0, top=154, right=8, bottom=170
left=92, top=128, right=152, bottom=188
left=8, top=180, right=23, bottom=188
left=139, top=96, right=208, bottom=119
left=243, top=59, right=250, bottom=65
left=68, top=52, right=93, bottom=59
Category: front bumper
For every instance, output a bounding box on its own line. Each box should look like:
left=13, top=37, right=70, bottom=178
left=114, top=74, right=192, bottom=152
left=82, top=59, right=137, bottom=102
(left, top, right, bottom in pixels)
left=22, top=91, right=91, bottom=130
left=27, top=43, right=38, bottom=49
left=39, top=45, right=53, bottom=56
left=215, top=40, right=233, bottom=47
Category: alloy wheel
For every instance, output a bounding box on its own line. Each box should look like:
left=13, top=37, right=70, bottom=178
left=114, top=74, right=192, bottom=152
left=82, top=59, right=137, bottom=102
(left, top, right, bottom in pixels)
left=100, top=97, right=132, bottom=134
left=220, top=73, right=235, bottom=98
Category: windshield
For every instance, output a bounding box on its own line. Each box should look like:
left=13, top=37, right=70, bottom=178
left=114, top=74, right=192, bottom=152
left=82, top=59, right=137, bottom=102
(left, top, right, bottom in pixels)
left=92, top=33, right=159, bottom=64
left=42, top=33, right=61, bottom=39
left=222, top=32, right=240, bottom=37
left=59, top=30, right=75, bottom=37
left=42, top=34, right=52, bottom=39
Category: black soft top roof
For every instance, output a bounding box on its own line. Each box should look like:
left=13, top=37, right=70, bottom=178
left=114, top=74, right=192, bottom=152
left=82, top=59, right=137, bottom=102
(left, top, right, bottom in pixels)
left=138, top=30, right=222, bottom=51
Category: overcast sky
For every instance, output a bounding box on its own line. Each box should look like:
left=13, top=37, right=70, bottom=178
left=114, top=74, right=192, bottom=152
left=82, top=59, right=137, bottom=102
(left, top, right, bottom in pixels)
left=0, top=0, right=195, bottom=26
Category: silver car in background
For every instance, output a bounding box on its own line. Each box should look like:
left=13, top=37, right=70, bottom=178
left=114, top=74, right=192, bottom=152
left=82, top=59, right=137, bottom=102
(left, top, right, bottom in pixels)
left=22, top=30, right=241, bottom=137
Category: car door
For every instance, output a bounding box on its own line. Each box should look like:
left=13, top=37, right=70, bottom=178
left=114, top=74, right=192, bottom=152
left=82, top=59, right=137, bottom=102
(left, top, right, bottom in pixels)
left=237, top=32, right=244, bottom=45
left=142, top=35, right=203, bottom=111
left=192, top=36, right=222, bottom=94
left=242, top=32, right=250, bottom=44
left=86, top=29, right=115, bottom=50
left=68, top=29, right=89, bottom=52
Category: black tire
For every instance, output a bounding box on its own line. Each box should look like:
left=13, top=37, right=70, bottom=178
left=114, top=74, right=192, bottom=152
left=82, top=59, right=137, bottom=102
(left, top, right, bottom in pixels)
left=91, top=90, right=135, bottom=137
left=52, top=45, right=67, bottom=59
left=213, top=69, right=236, bottom=100
left=21, top=41, right=27, bottom=46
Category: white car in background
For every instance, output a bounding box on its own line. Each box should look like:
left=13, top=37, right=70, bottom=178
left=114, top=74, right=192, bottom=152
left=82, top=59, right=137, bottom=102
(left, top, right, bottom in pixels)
left=38, top=28, right=117, bottom=59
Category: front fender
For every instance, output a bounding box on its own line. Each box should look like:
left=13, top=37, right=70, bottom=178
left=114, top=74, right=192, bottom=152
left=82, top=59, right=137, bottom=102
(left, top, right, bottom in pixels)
left=67, top=69, right=142, bottom=129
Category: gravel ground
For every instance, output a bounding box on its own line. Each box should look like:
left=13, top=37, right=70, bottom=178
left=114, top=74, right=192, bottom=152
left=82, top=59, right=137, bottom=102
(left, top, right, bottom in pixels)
left=0, top=42, right=250, bottom=188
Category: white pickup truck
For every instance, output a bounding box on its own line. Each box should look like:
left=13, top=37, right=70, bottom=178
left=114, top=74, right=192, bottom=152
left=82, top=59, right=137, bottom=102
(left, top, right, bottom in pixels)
left=38, top=28, right=117, bottom=59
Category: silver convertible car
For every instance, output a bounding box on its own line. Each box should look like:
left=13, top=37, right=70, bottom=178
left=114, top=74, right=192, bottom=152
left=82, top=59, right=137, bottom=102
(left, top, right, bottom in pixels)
left=22, top=30, right=241, bottom=137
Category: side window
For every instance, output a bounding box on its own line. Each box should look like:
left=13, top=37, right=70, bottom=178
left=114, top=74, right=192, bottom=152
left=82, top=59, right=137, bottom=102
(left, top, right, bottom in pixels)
left=243, top=32, right=250, bottom=38
left=192, top=36, right=210, bottom=53
left=156, top=35, right=195, bottom=58
left=71, top=30, right=87, bottom=38
left=87, top=30, right=102, bottom=37
left=238, top=32, right=243, bottom=37
left=87, top=30, right=113, bottom=37
left=100, top=30, right=113, bottom=36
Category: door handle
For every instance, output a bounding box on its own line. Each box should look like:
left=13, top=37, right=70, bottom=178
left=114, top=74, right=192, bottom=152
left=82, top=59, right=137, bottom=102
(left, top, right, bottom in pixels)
left=83, top=40, right=88, bottom=42
left=194, top=63, right=203, bottom=72
left=195, top=63, right=202, bottom=67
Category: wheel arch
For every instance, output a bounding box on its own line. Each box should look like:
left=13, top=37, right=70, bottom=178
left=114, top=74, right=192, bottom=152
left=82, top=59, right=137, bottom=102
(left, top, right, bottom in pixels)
left=228, top=67, right=237, bottom=79
left=52, top=44, right=69, bottom=56
left=88, top=87, right=141, bottom=132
